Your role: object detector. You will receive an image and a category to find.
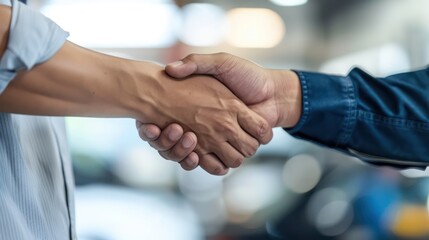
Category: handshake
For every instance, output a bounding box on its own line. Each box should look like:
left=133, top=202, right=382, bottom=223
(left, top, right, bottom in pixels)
left=0, top=40, right=301, bottom=176
left=136, top=53, right=302, bottom=175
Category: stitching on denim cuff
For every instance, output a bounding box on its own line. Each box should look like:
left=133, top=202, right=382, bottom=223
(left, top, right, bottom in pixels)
left=337, top=75, right=357, bottom=146
left=286, top=71, right=310, bottom=134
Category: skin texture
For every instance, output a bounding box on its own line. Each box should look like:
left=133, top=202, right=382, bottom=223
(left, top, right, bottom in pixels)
left=0, top=5, right=11, bottom=57
left=164, top=53, right=302, bottom=127
left=138, top=53, right=302, bottom=170
left=139, top=69, right=271, bottom=174
left=0, top=6, right=271, bottom=175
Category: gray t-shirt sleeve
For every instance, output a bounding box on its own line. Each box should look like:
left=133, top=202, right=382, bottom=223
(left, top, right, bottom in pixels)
left=0, top=0, right=69, bottom=94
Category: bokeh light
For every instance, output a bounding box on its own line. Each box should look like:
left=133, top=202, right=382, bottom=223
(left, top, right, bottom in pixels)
left=306, top=187, right=352, bottom=236
left=226, top=8, right=285, bottom=48
left=224, top=164, right=284, bottom=222
left=283, top=154, right=322, bottom=193
left=33, top=0, right=429, bottom=239
left=41, top=0, right=180, bottom=48
left=180, top=3, right=226, bottom=46
left=271, top=0, right=308, bottom=7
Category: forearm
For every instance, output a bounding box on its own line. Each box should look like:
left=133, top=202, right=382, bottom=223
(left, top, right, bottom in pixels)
left=0, top=2, right=160, bottom=119
left=0, top=40, right=158, bottom=119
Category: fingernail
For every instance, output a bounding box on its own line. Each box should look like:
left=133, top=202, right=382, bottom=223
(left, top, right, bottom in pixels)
left=168, top=61, right=183, bottom=67
left=168, top=130, right=181, bottom=141
left=144, top=127, right=157, bottom=139
left=182, top=137, right=194, bottom=148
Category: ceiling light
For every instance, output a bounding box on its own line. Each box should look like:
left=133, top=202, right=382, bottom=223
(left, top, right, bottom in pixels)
left=41, top=0, right=180, bottom=48
left=271, top=0, right=308, bottom=7
left=180, top=3, right=226, bottom=47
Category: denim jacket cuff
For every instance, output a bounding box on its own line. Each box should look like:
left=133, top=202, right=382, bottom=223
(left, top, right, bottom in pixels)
left=285, top=70, right=357, bottom=147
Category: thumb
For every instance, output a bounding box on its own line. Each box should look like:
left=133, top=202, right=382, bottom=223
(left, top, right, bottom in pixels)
left=165, top=60, right=198, bottom=79
left=165, top=53, right=233, bottom=79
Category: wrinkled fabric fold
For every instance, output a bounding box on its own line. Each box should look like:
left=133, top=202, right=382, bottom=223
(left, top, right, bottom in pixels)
left=0, top=0, right=69, bottom=94
left=287, top=67, right=429, bottom=168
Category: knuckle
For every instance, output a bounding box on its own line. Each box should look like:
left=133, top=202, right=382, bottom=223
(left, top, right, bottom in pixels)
left=148, top=142, right=157, bottom=149
left=138, top=128, right=151, bottom=141
left=229, top=98, right=242, bottom=110
left=164, top=151, right=179, bottom=162
left=159, top=135, right=176, bottom=149
left=264, top=130, right=274, bottom=144
left=216, top=52, right=229, bottom=59
left=187, top=53, right=197, bottom=61
left=170, top=147, right=190, bottom=162
left=158, top=151, right=170, bottom=160
left=160, top=149, right=180, bottom=162
left=170, top=123, right=183, bottom=135
left=230, top=156, right=244, bottom=168
left=182, top=134, right=196, bottom=149
left=209, top=165, right=227, bottom=176
left=154, top=140, right=170, bottom=151
left=258, top=121, right=271, bottom=141
left=181, top=166, right=191, bottom=171
left=173, top=148, right=191, bottom=162
left=252, top=143, right=259, bottom=155
left=182, top=157, right=197, bottom=170
left=135, top=120, right=142, bottom=129
left=181, top=162, right=193, bottom=171
left=259, top=120, right=270, bottom=134
left=223, top=123, right=237, bottom=135
left=245, top=142, right=258, bottom=158
left=196, top=141, right=212, bottom=153
left=216, top=120, right=237, bottom=137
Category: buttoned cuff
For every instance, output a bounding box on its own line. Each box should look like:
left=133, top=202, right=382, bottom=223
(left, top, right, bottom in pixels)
left=0, top=0, right=69, bottom=94
left=286, top=70, right=357, bottom=148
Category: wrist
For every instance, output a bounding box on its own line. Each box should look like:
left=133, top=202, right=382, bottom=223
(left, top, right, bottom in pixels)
left=83, top=54, right=163, bottom=120
left=121, top=61, right=165, bottom=122
left=270, top=69, right=302, bottom=128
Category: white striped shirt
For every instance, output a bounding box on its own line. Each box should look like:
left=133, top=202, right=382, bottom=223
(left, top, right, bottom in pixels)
left=0, top=0, right=75, bottom=239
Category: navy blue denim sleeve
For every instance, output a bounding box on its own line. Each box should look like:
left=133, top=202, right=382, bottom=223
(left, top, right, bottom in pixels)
left=287, top=67, right=429, bottom=168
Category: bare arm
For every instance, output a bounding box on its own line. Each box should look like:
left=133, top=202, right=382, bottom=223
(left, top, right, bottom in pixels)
left=0, top=41, right=155, bottom=119
left=0, top=4, right=154, bottom=119
left=0, top=43, right=269, bottom=176
left=0, top=4, right=272, bottom=175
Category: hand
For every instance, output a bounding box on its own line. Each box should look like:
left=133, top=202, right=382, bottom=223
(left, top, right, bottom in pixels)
left=136, top=121, right=199, bottom=171
left=136, top=63, right=273, bottom=175
left=138, top=53, right=302, bottom=168
left=165, top=53, right=302, bottom=128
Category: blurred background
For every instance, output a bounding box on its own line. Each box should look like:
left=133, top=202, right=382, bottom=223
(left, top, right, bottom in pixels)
left=28, top=0, right=429, bottom=239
